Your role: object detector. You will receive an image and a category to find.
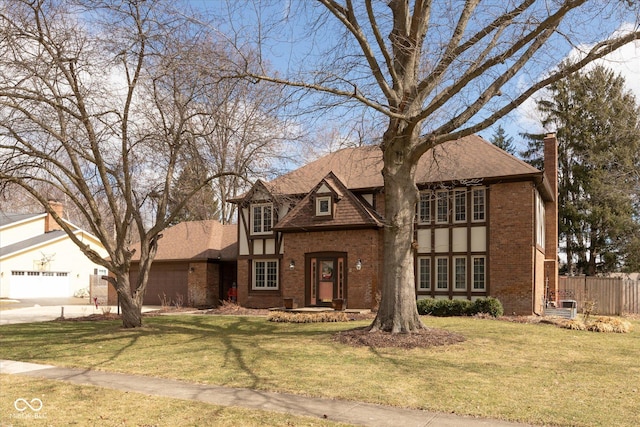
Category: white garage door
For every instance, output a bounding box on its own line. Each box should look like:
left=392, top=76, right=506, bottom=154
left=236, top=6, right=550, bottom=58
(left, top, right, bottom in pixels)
left=8, top=271, right=71, bottom=298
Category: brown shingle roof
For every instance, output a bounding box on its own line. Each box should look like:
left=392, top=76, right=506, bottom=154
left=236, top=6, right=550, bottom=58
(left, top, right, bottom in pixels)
left=130, top=220, right=237, bottom=262
left=264, top=135, right=539, bottom=196
left=274, top=172, right=384, bottom=231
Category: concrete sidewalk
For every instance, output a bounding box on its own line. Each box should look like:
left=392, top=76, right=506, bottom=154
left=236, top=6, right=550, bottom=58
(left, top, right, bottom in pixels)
left=1, top=360, right=533, bottom=427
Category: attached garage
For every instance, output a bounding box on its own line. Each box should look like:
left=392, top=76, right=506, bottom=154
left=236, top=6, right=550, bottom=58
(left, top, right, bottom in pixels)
left=8, top=270, right=71, bottom=298
left=130, top=263, right=189, bottom=306
left=125, top=220, right=238, bottom=308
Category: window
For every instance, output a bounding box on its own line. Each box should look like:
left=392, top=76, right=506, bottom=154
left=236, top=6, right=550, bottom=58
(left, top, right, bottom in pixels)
left=436, top=257, right=448, bottom=290
left=252, top=203, right=273, bottom=235
left=454, top=257, right=466, bottom=290
left=436, top=190, right=449, bottom=224
left=454, top=190, right=466, bottom=223
left=316, top=196, right=332, bottom=216
left=417, top=257, right=431, bottom=290
left=472, top=256, right=486, bottom=291
left=253, top=260, right=279, bottom=290
left=418, top=192, right=432, bottom=224
left=472, top=188, right=485, bottom=222
left=535, top=191, right=545, bottom=248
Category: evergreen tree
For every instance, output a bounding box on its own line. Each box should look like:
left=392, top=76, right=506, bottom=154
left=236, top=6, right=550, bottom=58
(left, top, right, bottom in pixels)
left=489, top=125, right=517, bottom=155
left=521, top=65, right=640, bottom=274
left=168, top=149, right=220, bottom=225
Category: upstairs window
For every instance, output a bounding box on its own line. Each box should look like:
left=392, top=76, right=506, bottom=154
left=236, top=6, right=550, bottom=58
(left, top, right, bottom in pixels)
left=436, top=190, right=449, bottom=224
left=472, top=188, right=486, bottom=222
left=252, top=203, right=273, bottom=235
left=454, top=190, right=466, bottom=223
left=418, top=192, right=432, bottom=224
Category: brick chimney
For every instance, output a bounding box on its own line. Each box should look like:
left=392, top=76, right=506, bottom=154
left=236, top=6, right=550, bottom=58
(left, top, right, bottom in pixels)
left=543, top=133, right=559, bottom=304
left=45, top=200, right=64, bottom=232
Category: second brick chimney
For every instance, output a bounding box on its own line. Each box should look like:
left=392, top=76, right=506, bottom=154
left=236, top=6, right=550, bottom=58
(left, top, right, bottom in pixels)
left=543, top=133, right=559, bottom=304
left=45, top=200, right=64, bottom=232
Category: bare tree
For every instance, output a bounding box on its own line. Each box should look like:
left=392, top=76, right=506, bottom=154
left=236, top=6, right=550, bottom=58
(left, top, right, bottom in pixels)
left=0, top=0, right=241, bottom=327
left=195, top=74, right=300, bottom=224
left=225, top=1, right=640, bottom=332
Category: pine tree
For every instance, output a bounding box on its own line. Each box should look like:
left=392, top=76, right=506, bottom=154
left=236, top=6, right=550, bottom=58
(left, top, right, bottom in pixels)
left=489, top=125, right=517, bottom=155
left=521, top=65, right=640, bottom=274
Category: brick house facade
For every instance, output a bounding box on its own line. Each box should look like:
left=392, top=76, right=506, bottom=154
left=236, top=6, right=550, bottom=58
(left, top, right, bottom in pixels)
left=233, top=134, right=558, bottom=315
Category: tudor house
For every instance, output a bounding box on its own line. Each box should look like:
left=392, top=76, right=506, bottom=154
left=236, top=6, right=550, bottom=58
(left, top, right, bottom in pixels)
left=232, top=134, right=558, bottom=315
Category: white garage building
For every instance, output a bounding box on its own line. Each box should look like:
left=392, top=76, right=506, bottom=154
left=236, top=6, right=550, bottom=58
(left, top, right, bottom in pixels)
left=0, top=202, right=108, bottom=299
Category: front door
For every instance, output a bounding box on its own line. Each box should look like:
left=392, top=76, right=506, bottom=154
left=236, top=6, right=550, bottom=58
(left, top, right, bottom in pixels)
left=307, top=253, right=346, bottom=306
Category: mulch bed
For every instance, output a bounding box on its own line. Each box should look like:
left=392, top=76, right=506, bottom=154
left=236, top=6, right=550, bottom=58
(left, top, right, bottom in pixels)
left=333, top=326, right=466, bottom=349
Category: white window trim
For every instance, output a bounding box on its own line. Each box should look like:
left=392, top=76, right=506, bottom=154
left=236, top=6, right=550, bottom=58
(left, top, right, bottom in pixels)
left=454, top=190, right=467, bottom=223
left=417, top=256, right=431, bottom=290
left=472, top=256, right=486, bottom=291
left=436, top=256, right=449, bottom=290
left=251, top=203, right=273, bottom=235
left=316, top=195, right=332, bottom=216
left=454, top=256, right=467, bottom=290
left=252, top=259, right=279, bottom=290
left=436, top=190, right=449, bottom=224
left=472, top=188, right=486, bottom=223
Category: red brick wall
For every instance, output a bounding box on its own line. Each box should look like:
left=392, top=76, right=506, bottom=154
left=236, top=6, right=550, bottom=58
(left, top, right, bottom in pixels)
left=489, top=181, right=536, bottom=315
left=237, top=228, right=383, bottom=309
left=284, top=229, right=383, bottom=309
left=187, top=261, right=220, bottom=308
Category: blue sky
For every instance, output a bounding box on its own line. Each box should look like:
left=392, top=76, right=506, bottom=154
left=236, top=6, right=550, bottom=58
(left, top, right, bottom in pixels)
left=191, top=1, right=640, bottom=156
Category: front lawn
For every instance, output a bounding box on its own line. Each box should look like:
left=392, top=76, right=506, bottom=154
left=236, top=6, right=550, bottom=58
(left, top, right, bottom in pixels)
left=1, top=314, right=638, bottom=426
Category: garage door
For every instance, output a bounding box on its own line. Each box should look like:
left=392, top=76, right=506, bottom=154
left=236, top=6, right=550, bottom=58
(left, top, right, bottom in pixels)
left=8, top=271, right=71, bottom=298
left=130, top=263, right=189, bottom=305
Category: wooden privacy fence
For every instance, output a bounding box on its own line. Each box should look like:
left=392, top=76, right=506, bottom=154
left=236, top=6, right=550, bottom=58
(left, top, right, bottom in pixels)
left=557, top=276, right=640, bottom=315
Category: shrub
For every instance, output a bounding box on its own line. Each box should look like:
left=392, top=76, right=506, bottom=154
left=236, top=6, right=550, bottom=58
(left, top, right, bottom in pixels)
left=416, top=297, right=503, bottom=317
left=416, top=298, right=437, bottom=315
left=557, top=316, right=631, bottom=333
left=267, top=311, right=350, bottom=323
left=470, top=297, right=504, bottom=317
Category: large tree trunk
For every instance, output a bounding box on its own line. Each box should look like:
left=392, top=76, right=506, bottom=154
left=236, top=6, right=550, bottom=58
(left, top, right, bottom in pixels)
left=369, top=144, right=425, bottom=333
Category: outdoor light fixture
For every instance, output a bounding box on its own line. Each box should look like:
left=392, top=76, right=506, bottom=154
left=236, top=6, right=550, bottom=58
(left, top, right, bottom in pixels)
left=356, top=259, right=362, bottom=271
left=289, top=259, right=295, bottom=270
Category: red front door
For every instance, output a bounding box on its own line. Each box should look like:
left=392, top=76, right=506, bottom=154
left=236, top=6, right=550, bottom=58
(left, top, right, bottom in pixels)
left=308, top=253, right=346, bottom=306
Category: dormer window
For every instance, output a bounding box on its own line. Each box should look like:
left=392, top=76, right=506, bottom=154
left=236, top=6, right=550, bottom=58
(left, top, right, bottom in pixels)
left=316, top=196, right=332, bottom=216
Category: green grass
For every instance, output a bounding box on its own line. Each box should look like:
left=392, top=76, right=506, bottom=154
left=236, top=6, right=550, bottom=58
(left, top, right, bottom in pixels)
left=1, top=315, right=639, bottom=427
